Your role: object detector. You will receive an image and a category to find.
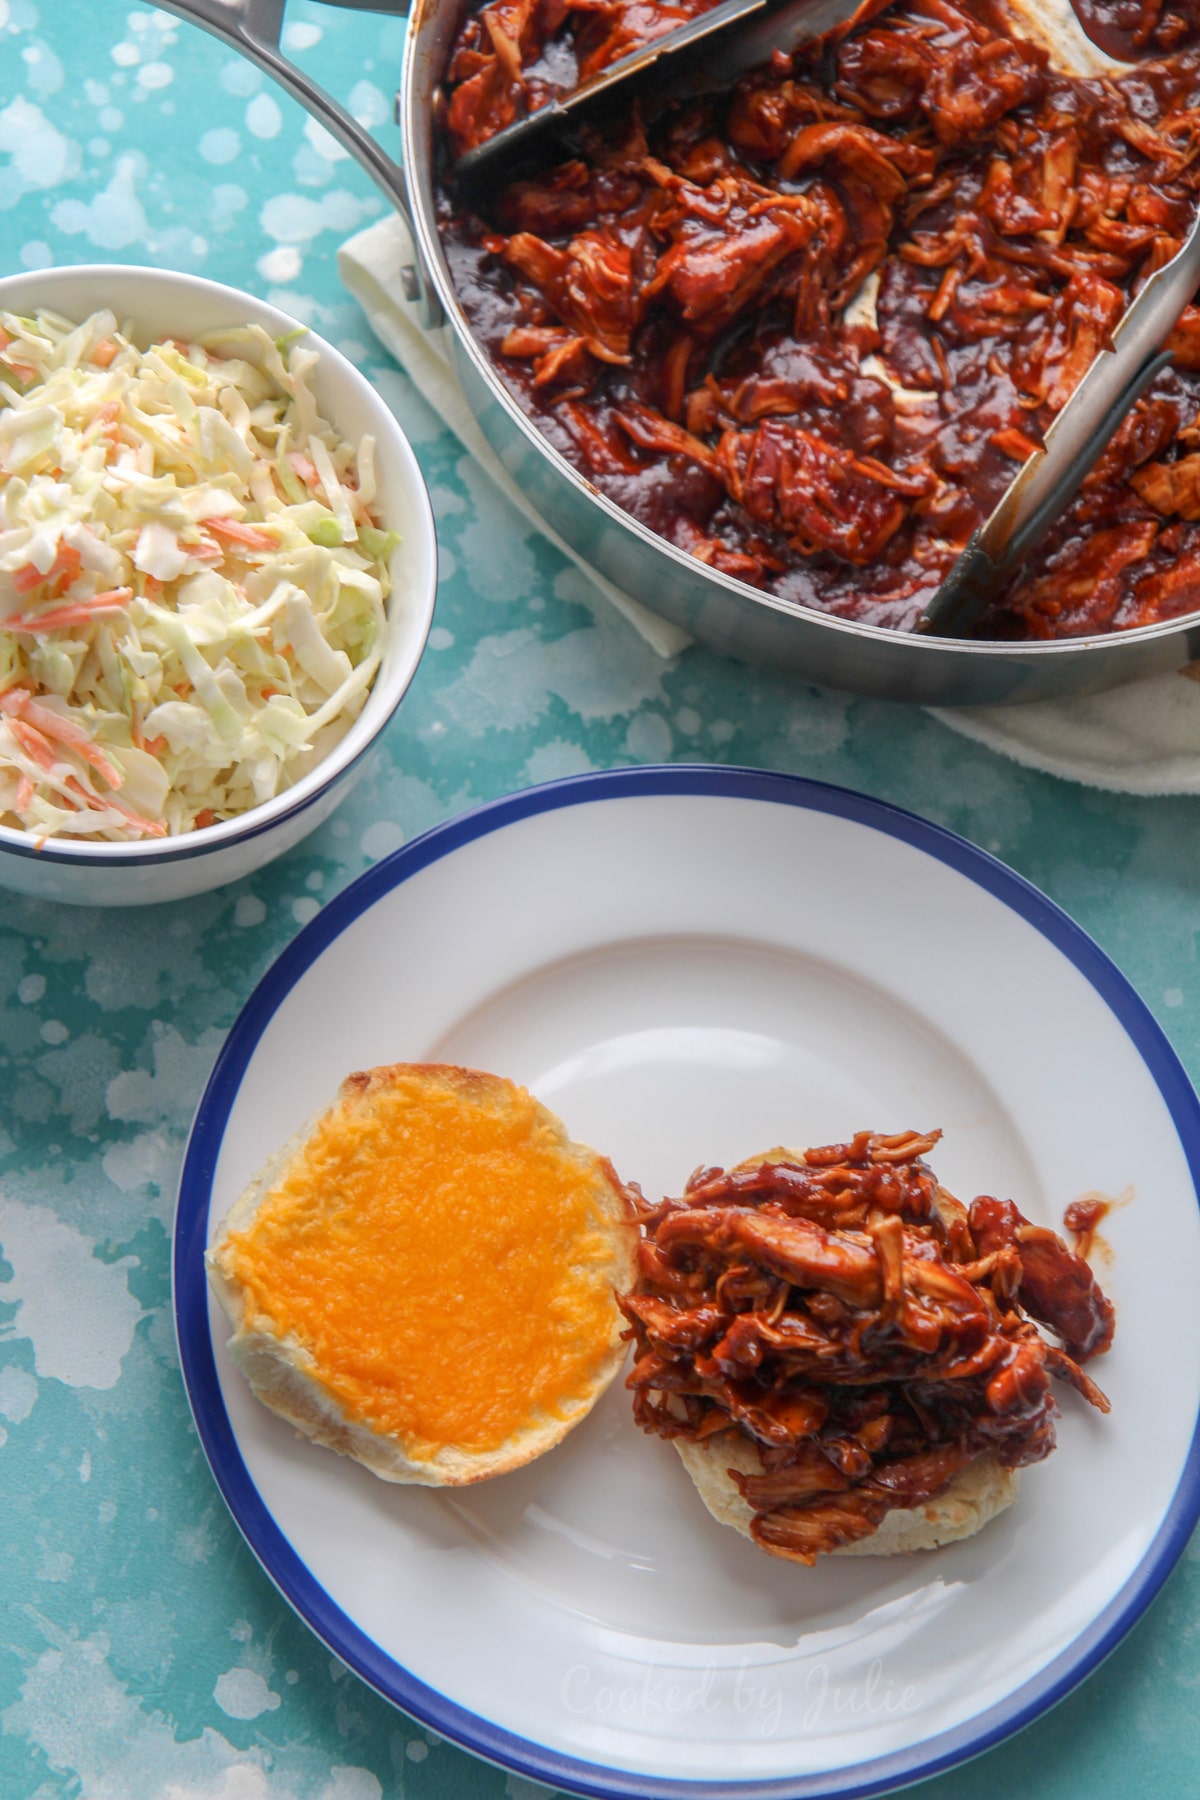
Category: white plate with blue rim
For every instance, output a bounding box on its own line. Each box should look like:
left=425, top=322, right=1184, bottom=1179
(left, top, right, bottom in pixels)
left=174, top=766, right=1200, bottom=1798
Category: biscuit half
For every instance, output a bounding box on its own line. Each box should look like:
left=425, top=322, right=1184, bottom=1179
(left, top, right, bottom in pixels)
left=676, top=1433, right=1018, bottom=1558
left=207, top=1063, right=637, bottom=1486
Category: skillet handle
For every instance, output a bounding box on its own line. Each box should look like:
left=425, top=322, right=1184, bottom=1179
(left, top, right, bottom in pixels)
left=156, top=0, right=444, bottom=326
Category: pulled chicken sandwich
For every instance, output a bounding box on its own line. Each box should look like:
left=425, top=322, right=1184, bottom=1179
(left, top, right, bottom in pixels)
left=619, top=1129, right=1115, bottom=1562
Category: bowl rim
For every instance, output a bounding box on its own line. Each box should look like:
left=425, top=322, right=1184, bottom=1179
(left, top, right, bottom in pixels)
left=0, top=262, right=437, bottom=864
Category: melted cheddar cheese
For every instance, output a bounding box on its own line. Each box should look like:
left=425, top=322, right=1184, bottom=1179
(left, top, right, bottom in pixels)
left=218, top=1067, right=623, bottom=1459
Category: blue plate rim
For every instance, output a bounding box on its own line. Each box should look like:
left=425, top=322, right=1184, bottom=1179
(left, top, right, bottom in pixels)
left=173, top=764, right=1200, bottom=1800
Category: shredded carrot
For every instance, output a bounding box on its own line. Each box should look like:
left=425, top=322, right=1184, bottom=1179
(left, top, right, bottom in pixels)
left=91, top=339, right=118, bottom=368
left=6, top=588, right=133, bottom=635
left=8, top=718, right=58, bottom=772
left=12, top=544, right=83, bottom=596
left=202, top=517, right=280, bottom=552
left=64, top=774, right=167, bottom=837
left=14, top=774, right=33, bottom=812
left=0, top=687, right=123, bottom=788
left=194, top=808, right=217, bottom=829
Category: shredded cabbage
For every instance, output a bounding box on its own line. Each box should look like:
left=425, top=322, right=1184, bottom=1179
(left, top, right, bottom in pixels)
left=0, top=307, right=399, bottom=842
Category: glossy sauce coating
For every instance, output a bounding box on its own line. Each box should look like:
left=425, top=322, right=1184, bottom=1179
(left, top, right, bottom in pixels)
left=620, top=1130, right=1114, bottom=1562
left=1069, top=0, right=1200, bottom=61
left=1063, top=1193, right=1113, bottom=1259
left=437, top=0, right=1200, bottom=638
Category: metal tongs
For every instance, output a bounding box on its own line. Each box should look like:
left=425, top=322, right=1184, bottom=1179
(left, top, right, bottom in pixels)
left=454, top=0, right=1200, bottom=639
left=916, top=221, right=1200, bottom=637
left=454, top=0, right=876, bottom=191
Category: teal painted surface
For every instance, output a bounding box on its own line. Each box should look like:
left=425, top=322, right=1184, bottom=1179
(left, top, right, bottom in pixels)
left=0, top=5, right=1197, bottom=1797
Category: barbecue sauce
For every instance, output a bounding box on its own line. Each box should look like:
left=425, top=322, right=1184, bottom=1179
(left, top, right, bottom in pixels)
left=436, top=0, right=1200, bottom=639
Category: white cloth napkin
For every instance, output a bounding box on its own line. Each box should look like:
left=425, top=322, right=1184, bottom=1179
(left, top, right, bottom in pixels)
left=340, top=215, right=1200, bottom=794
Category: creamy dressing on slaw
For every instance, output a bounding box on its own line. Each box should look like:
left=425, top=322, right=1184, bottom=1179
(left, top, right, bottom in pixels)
left=0, top=307, right=400, bottom=841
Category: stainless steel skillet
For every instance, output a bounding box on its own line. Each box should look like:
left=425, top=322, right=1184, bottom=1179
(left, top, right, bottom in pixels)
left=160, top=0, right=1200, bottom=704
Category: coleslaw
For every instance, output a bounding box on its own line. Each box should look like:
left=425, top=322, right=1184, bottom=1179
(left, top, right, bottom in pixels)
left=0, top=306, right=400, bottom=841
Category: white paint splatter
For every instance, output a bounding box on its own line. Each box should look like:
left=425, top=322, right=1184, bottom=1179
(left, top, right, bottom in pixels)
left=106, top=1024, right=224, bottom=1129
left=524, top=740, right=596, bottom=784
left=17, top=973, right=45, bottom=1004
left=212, top=1668, right=280, bottom=1722
left=199, top=127, right=239, bottom=166
left=210, top=182, right=246, bottom=227
left=0, top=96, right=78, bottom=207
left=19, top=239, right=53, bottom=269
left=233, top=894, right=266, bottom=928
left=220, top=58, right=260, bottom=96
left=319, top=1773, right=381, bottom=1800
left=624, top=712, right=671, bottom=761
left=245, top=92, right=281, bottom=140
left=360, top=819, right=405, bottom=863
left=3, top=1629, right=303, bottom=1800
left=257, top=245, right=301, bottom=284
left=283, top=21, right=322, bottom=50
left=259, top=189, right=378, bottom=244
left=428, top=627, right=454, bottom=651
left=37, top=1032, right=123, bottom=1134
left=111, top=40, right=140, bottom=66
left=0, top=1201, right=142, bottom=1390
left=100, top=106, right=124, bottom=130
left=0, top=1363, right=38, bottom=1424
left=102, top=1126, right=179, bottom=1226
left=266, top=288, right=315, bottom=322
left=440, top=588, right=669, bottom=734
left=404, top=1741, right=427, bottom=1763
left=1165, top=988, right=1183, bottom=1007
left=40, top=1020, right=68, bottom=1045
left=291, top=898, right=319, bottom=926
left=449, top=456, right=539, bottom=603
left=79, top=1450, right=91, bottom=1482
left=21, top=38, right=64, bottom=99
left=674, top=706, right=702, bottom=736
left=301, top=115, right=348, bottom=164
left=38, top=1545, right=74, bottom=1582
left=51, top=152, right=148, bottom=249
left=136, top=60, right=173, bottom=91
left=348, top=81, right=388, bottom=128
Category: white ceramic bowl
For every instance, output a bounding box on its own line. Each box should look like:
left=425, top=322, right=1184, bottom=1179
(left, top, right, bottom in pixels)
left=0, top=264, right=437, bottom=905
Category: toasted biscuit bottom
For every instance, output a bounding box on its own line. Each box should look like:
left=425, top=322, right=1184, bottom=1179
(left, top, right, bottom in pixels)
left=676, top=1432, right=1018, bottom=1557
